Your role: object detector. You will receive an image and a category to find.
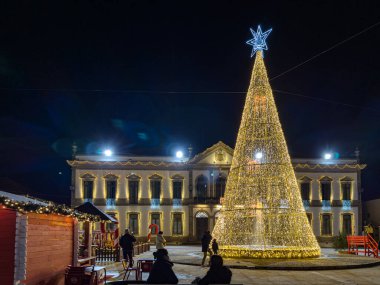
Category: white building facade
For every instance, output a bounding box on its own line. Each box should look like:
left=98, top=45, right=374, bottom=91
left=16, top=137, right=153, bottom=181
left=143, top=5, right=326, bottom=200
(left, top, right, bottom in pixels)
left=68, top=141, right=366, bottom=245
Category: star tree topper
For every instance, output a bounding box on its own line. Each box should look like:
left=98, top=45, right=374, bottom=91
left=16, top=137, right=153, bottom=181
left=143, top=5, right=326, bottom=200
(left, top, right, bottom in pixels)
left=246, top=25, right=272, bottom=57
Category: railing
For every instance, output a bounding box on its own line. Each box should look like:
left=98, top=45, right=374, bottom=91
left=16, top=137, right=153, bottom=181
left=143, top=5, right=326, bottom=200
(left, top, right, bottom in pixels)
left=367, top=234, right=379, bottom=258
left=151, top=198, right=160, bottom=208
left=95, top=246, right=120, bottom=262
left=342, top=200, right=352, bottom=210
left=173, top=198, right=182, bottom=208
left=106, top=198, right=116, bottom=209
left=322, top=200, right=331, bottom=211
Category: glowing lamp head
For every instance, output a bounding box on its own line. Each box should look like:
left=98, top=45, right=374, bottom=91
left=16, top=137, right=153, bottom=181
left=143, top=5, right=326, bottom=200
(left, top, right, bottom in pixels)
left=104, top=149, right=113, bottom=157
left=255, top=152, right=263, bottom=160
left=324, top=153, right=332, bottom=160
left=176, top=150, right=184, bottom=159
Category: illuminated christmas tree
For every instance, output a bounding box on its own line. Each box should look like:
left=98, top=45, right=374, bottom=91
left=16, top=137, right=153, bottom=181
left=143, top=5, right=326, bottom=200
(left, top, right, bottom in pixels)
left=212, top=26, right=320, bottom=258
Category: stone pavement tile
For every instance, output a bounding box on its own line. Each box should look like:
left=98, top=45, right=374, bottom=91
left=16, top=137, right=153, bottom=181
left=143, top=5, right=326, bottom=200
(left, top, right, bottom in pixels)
left=105, top=246, right=380, bottom=284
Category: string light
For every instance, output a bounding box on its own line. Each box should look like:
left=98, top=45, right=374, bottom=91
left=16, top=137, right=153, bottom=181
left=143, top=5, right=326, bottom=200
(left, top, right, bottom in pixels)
left=0, top=196, right=101, bottom=222
left=212, top=46, right=320, bottom=259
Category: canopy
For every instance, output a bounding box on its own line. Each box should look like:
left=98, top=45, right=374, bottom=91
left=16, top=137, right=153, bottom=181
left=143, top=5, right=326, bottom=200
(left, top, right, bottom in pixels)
left=75, top=202, right=117, bottom=222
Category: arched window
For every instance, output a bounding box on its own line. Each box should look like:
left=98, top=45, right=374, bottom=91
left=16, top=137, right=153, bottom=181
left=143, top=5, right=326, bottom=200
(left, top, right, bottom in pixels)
left=215, top=175, right=226, bottom=199
left=196, top=175, right=208, bottom=199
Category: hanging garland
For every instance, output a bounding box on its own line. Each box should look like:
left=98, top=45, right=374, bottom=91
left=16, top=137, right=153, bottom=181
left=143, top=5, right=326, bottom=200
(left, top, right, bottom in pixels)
left=0, top=196, right=101, bottom=222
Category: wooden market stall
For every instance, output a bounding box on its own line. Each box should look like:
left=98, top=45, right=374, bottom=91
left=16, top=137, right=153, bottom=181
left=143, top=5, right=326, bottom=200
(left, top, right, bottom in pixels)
left=0, top=191, right=99, bottom=285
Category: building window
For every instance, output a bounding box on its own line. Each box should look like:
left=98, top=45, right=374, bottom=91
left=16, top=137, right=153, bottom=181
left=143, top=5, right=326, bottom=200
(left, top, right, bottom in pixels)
left=129, top=180, right=139, bottom=204
left=341, top=181, right=352, bottom=201
left=196, top=175, right=208, bottom=199
left=151, top=213, right=161, bottom=234
left=321, top=214, right=332, bottom=236
left=320, top=178, right=332, bottom=201
left=215, top=176, right=226, bottom=199
left=300, top=177, right=311, bottom=200
left=342, top=214, right=352, bottom=235
left=106, top=180, right=116, bottom=204
left=150, top=174, right=162, bottom=208
left=83, top=180, right=94, bottom=202
left=129, top=214, right=139, bottom=235
left=104, top=175, right=118, bottom=208
left=172, top=213, right=183, bottom=235
left=173, top=181, right=182, bottom=199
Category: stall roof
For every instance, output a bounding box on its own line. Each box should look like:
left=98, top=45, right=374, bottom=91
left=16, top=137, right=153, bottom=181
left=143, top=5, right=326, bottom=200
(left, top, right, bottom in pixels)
left=0, top=190, right=49, bottom=206
left=75, top=202, right=118, bottom=222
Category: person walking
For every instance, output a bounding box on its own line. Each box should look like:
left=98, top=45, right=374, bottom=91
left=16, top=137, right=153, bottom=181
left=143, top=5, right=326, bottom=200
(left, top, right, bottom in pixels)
left=119, top=229, right=136, bottom=266
left=192, top=255, right=232, bottom=285
left=147, top=249, right=178, bottom=284
left=201, top=231, right=213, bottom=266
left=156, top=231, right=166, bottom=250
left=211, top=239, right=219, bottom=255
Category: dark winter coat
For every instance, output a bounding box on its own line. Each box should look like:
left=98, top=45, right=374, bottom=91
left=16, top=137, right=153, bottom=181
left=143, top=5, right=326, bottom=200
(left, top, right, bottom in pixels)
left=201, top=233, right=212, bottom=252
left=212, top=241, right=219, bottom=254
left=147, top=256, right=179, bottom=284
left=119, top=233, right=136, bottom=251
left=198, top=266, right=232, bottom=285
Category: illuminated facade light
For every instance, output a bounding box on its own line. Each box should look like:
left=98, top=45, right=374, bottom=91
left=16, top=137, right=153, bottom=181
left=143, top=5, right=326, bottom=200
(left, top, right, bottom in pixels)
left=104, top=149, right=113, bottom=157
left=324, top=153, right=332, bottom=160
left=176, top=150, right=184, bottom=159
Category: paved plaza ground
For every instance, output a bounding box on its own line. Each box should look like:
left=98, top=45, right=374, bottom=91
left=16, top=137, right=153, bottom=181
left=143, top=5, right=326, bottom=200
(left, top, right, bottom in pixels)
left=105, top=246, right=380, bottom=284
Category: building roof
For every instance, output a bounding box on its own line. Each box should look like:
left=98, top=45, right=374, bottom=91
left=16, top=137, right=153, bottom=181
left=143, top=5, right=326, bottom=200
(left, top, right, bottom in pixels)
left=66, top=141, right=366, bottom=170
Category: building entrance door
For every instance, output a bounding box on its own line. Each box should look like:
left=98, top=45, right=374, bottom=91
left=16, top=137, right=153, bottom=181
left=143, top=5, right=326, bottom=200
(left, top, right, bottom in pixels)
left=196, top=217, right=209, bottom=241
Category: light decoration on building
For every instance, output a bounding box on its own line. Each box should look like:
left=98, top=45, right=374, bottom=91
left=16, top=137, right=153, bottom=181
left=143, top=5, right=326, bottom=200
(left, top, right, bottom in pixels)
left=0, top=196, right=101, bottom=222
left=212, top=28, right=320, bottom=258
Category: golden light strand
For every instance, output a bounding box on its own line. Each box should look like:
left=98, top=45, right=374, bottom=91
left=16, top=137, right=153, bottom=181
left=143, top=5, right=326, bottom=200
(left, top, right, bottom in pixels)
left=212, top=51, right=320, bottom=259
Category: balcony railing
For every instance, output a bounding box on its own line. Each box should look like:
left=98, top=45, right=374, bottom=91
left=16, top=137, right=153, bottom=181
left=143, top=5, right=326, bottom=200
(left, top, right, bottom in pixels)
left=193, top=197, right=221, bottom=204
left=342, top=200, right=352, bottom=210
left=106, top=198, right=116, bottom=209
left=302, top=200, right=310, bottom=210
left=173, top=198, right=182, bottom=208
left=151, top=198, right=160, bottom=208
left=322, top=200, right=331, bottom=211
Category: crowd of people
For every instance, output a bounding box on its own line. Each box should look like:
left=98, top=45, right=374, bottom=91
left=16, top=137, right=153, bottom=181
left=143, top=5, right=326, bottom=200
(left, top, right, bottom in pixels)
left=119, top=229, right=232, bottom=284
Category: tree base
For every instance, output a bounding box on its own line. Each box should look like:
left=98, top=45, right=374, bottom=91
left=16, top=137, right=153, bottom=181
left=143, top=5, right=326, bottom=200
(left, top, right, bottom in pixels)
left=219, top=245, right=321, bottom=259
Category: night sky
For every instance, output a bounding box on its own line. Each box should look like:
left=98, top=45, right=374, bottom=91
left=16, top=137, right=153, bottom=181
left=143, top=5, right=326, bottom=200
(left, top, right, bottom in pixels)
left=0, top=0, right=379, bottom=204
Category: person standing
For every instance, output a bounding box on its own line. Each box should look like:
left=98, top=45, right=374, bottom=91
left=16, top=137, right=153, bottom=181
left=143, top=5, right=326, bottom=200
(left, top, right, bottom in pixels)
left=119, top=229, right=136, bottom=266
left=211, top=239, right=219, bottom=255
left=201, top=231, right=213, bottom=266
left=156, top=231, right=166, bottom=250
